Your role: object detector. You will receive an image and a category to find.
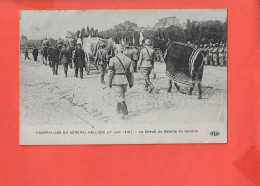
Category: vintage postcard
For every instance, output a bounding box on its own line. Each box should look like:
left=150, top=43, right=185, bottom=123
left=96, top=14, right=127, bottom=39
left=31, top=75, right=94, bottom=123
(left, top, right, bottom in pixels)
left=20, top=9, right=227, bottom=145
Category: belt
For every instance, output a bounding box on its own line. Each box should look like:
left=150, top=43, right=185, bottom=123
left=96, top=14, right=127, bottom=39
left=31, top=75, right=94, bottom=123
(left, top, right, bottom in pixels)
left=115, top=73, right=126, bottom=75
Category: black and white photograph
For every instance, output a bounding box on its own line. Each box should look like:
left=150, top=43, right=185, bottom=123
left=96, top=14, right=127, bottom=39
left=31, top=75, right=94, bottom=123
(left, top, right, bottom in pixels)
left=20, top=9, right=227, bottom=145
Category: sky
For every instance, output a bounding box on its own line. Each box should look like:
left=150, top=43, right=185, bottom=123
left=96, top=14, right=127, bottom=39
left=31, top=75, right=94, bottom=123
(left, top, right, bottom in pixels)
left=20, top=9, right=227, bottom=40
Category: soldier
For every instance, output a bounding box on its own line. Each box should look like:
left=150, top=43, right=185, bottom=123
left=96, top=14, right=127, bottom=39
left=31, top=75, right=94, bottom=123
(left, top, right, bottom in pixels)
left=218, top=43, right=225, bottom=67
left=212, top=43, right=219, bottom=66
left=51, top=45, right=60, bottom=75
left=68, top=43, right=74, bottom=69
left=94, top=42, right=109, bottom=84
left=108, top=44, right=134, bottom=118
left=208, top=43, right=213, bottom=66
left=24, top=47, right=30, bottom=60
left=47, top=45, right=53, bottom=68
left=32, top=45, right=38, bottom=62
left=73, top=41, right=85, bottom=79
left=59, top=43, right=70, bottom=77
left=137, top=39, right=156, bottom=93
left=203, top=44, right=209, bottom=65
left=123, top=44, right=134, bottom=70
left=131, top=45, right=139, bottom=72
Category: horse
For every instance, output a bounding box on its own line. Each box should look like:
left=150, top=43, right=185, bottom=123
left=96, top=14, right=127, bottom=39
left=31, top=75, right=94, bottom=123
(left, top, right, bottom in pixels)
left=164, top=42, right=204, bottom=99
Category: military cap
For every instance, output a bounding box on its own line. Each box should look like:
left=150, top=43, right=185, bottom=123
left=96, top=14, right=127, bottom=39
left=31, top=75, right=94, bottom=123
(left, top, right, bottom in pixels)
left=145, top=39, right=152, bottom=46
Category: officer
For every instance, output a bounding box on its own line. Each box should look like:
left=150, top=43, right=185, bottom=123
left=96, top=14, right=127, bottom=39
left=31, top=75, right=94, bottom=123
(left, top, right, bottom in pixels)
left=73, top=41, right=85, bottom=79
left=108, top=44, right=134, bottom=119
left=137, top=39, right=156, bottom=93
left=208, top=43, right=213, bottom=66
left=131, top=45, right=139, bottom=72
left=24, top=47, right=30, bottom=60
left=51, top=45, right=60, bottom=75
left=95, top=41, right=109, bottom=84
left=218, top=43, right=224, bottom=67
left=212, top=43, right=219, bottom=66
left=59, top=43, right=70, bottom=77
left=32, top=45, right=38, bottom=62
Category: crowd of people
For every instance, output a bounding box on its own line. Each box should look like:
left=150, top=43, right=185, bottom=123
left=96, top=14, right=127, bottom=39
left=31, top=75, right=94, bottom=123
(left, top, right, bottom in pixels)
left=23, top=36, right=227, bottom=119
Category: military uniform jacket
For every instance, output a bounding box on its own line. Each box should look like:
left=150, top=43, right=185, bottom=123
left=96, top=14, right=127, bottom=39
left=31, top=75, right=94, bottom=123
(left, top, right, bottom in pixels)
left=95, top=49, right=108, bottom=65
left=32, top=48, right=38, bottom=56
left=208, top=47, right=213, bottom=56
left=108, top=53, right=134, bottom=85
left=52, top=48, right=60, bottom=63
left=212, top=47, right=218, bottom=55
left=218, top=47, right=224, bottom=57
left=138, top=46, right=156, bottom=68
left=59, top=48, right=70, bottom=64
left=73, top=48, right=85, bottom=67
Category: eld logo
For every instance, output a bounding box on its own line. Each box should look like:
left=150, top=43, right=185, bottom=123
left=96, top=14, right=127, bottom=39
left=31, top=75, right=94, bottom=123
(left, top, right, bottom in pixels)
left=210, top=131, right=220, bottom=136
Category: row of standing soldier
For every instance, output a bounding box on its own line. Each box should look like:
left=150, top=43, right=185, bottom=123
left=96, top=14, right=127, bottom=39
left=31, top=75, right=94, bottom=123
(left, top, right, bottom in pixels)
left=197, top=43, right=227, bottom=67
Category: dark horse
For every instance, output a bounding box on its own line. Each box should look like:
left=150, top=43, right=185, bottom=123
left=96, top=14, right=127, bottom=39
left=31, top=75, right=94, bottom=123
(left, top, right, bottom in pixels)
left=164, top=42, right=204, bottom=99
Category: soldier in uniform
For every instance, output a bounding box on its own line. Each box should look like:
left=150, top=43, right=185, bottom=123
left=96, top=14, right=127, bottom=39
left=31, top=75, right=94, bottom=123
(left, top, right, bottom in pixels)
left=47, top=45, right=53, bottom=68
left=94, top=42, right=109, bottom=84
left=51, top=45, right=60, bottom=75
left=131, top=45, right=139, bottom=72
left=212, top=43, right=219, bottom=66
left=59, top=43, right=70, bottom=77
left=24, top=47, right=30, bottom=60
left=32, top=45, right=38, bottom=62
left=73, top=41, right=85, bottom=79
left=137, top=39, right=156, bottom=93
left=218, top=43, right=225, bottom=67
left=68, top=43, right=74, bottom=69
left=208, top=43, right=213, bottom=66
left=203, top=44, right=209, bottom=65
left=108, top=44, right=134, bottom=118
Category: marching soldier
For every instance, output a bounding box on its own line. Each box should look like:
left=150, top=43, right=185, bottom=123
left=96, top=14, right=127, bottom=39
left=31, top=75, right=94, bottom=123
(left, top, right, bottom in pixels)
left=108, top=44, right=134, bottom=118
left=59, top=43, right=70, bottom=77
left=212, top=43, right=219, bottom=66
left=24, top=47, right=30, bottom=60
left=218, top=43, right=225, bottom=67
left=137, top=39, right=156, bottom=93
left=131, top=45, right=139, bottom=72
left=73, top=41, right=85, bottom=79
left=68, top=43, right=74, bottom=69
left=208, top=43, right=213, bottom=66
left=51, top=45, right=60, bottom=75
left=47, top=45, right=53, bottom=68
left=32, top=45, right=38, bottom=62
left=95, top=41, right=109, bottom=84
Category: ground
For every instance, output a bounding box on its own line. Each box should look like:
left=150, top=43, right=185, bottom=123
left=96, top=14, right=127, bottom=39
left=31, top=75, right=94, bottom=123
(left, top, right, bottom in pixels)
left=20, top=54, right=227, bottom=127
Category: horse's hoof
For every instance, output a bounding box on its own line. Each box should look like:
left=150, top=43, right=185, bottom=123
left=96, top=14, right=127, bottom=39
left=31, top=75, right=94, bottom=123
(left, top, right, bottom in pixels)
left=167, top=88, right=171, bottom=93
left=188, top=91, right=192, bottom=95
left=198, top=95, right=202, bottom=99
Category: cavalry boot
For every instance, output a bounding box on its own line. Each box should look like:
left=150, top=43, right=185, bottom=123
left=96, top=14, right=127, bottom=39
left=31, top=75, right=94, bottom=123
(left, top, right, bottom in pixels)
left=198, top=91, right=202, bottom=99
left=116, top=102, right=122, bottom=114
left=65, top=70, right=68, bottom=77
